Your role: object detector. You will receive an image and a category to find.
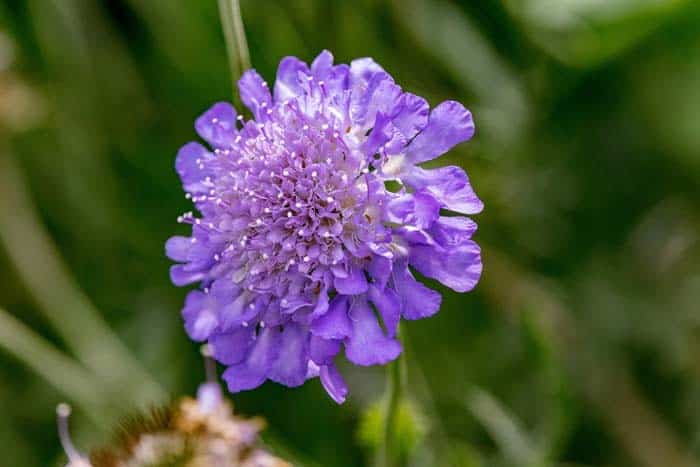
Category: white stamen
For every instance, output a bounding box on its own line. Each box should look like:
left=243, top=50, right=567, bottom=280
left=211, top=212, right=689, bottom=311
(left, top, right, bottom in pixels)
left=56, top=404, right=90, bottom=466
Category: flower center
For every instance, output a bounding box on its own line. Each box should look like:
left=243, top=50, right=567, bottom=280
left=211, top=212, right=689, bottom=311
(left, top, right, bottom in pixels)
left=205, top=114, right=375, bottom=297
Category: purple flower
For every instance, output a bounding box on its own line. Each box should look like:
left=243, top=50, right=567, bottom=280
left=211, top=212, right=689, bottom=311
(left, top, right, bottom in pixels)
left=167, top=51, right=482, bottom=403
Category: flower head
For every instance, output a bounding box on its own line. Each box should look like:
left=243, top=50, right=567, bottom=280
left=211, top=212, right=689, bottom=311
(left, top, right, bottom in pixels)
left=167, top=50, right=482, bottom=403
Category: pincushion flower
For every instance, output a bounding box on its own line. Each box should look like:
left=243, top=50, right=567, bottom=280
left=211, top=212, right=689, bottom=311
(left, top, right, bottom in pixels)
left=167, top=50, right=482, bottom=403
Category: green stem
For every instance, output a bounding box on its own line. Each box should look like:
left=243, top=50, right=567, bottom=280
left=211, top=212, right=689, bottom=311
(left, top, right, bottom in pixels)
left=217, top=0, right=251, bottom=102
left=381, top=338, right=406, bottom=467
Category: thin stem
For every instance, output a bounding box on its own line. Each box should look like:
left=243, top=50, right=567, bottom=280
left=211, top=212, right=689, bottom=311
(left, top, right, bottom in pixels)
left=217, top=0, right=251, bottom=102
left=380, top=334, right=406, bottom=467
left=201, top=344, right=217, bottom=383
left=230, top=0, right=251, bottom=72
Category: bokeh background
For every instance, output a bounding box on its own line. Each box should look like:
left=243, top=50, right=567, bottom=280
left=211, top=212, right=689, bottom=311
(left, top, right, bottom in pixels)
left=1, top=0, right=700, bottom=466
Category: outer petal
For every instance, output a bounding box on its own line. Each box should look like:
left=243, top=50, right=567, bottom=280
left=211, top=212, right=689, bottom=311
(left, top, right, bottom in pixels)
left=311, top=50, right=334, bottom=77
left=429, top=216, right=478, bottom=247
left=320, top=364, right=348, bottom=404
left=238, top=70, right=272, bottom=120
left=165, top=236, right=191, bottom=262
left=404, top=165, right=483, bottom=214
left=351, top=72, right=402, bottom=128
left=345, top=298, right=402, bottom=366
left=175, top=142, right=214, bottom=193
left=222, top=327, right=280, bottom=392
left=393, top=93, right=429, bottom=140
left=362, top=112, right=394, bottom=157
left=412, top=191, right=441, bottom=229
left=368, top=284, right=401, bottom=338
left=306, top=360, right=321, bottom=379
left=322, top=63, right=351, bottom=107
left=274, top=56, right=310, bottom=102
left=209, top=327, right=255, bottom=365
left=349, top=57, right=385, bottom=88
left=310, top=295, right=352, bottom=339
left=195, top=102, right=238, bottom=148
left=268, top=324, right=309, bottom=387
left=409, top=241, right=482, bottom=293
left=309, top=336, right=341, bottom=365
left=170, top=264, right=206, bottom=286
left=182, top=291, right=218, bottom=341
left=392, top=261, right=442, bottom=320
left=405, top=101, right=475, bottom=164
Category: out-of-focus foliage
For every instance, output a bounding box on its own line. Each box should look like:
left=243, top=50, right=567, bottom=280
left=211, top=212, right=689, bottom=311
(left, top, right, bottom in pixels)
left=358, top=400, right=427, bottom=464
left=0, top=0, right=699, bottom=466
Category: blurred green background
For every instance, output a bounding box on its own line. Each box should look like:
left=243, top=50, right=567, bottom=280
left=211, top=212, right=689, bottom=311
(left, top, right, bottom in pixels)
left=1, top=0, right=700, bottom=466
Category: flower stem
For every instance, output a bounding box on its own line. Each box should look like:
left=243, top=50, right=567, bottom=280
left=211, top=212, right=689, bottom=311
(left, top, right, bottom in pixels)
left=217, top=0, right=251, bottom=101
left=381, top=336, right=406, bottom=467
